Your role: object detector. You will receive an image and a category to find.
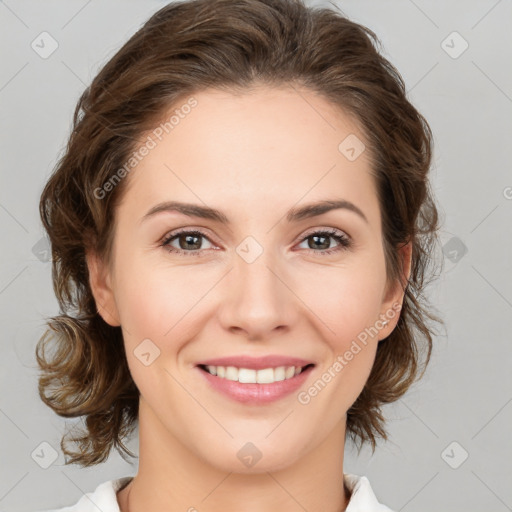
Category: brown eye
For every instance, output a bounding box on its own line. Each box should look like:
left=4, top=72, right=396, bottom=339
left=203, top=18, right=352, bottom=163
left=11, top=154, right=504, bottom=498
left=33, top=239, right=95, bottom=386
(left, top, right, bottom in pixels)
left=161, top=229, right=215, bottom=257
left=297, top=229, right=352, bottom=255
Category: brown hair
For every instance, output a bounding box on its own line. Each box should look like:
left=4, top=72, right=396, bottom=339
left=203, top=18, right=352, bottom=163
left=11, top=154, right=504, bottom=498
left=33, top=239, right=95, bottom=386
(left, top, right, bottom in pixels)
left=36, top=0, right=444, bottom=467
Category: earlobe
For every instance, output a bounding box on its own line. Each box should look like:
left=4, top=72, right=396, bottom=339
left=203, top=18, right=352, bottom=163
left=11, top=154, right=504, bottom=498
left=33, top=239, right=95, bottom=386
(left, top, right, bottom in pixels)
left=86, top=249, right=121, bottom=327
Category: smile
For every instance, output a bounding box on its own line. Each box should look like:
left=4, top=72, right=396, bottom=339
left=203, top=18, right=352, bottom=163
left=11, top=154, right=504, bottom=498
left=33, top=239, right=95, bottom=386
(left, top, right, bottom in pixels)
left=196, top=362, right=315, bottom=404
left=199, top=364, right=313, bottom=384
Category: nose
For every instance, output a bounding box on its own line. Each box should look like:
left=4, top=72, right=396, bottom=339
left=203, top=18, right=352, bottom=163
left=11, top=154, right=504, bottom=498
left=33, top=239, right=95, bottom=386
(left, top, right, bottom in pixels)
left=217, top=250, right=299, bottom=342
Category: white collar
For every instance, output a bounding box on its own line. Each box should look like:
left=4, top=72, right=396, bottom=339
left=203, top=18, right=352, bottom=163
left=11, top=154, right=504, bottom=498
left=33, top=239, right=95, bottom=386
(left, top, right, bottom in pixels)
left=343, top=473, right=395, bottom=511
left=41, top=473, right=394, bottom=511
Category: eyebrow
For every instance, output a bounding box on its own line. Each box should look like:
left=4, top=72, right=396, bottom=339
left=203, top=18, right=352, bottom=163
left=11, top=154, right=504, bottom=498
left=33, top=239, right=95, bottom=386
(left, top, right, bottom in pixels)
left=140, top=199, right=368, bottom=225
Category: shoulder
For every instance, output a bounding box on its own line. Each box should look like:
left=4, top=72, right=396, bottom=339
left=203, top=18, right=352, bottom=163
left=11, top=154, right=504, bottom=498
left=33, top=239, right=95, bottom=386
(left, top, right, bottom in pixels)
left=344, top=473, right=395, bottom=512
left=34, top=476, right=134, bottom=512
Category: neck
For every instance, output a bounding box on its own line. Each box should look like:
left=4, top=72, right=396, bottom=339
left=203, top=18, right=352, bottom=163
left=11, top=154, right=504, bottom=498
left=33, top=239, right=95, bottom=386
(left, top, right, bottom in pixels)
left=118, top=398, right=350, bottom=512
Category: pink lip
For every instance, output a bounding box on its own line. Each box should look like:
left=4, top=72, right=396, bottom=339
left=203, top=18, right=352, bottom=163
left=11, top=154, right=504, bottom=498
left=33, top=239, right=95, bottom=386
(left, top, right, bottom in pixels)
left=196, top=363, right=315, bottom=404
left=196, top=355, right=313, bottom=370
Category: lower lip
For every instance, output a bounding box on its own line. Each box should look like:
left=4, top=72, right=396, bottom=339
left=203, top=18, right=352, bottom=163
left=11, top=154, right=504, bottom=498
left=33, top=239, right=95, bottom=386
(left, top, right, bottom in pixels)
left=197, top=365, right=314, bottom=404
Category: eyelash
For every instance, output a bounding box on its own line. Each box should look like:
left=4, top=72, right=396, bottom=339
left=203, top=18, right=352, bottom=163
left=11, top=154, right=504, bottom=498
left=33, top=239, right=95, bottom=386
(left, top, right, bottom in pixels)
left=160, top=228, right=352, bottom=257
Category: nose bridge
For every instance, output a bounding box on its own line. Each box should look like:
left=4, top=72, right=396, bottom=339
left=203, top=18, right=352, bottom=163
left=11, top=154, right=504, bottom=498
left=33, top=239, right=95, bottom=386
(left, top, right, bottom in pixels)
left=219, top=239, right=297, bottom=339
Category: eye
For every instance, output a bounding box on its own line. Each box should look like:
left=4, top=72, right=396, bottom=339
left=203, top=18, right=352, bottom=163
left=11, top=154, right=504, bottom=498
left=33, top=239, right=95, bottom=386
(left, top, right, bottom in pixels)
left=160, top=227, right=352, bottom=257
left=296, top=228, right=352, bottom=256
left=161, top=229, right=216, bottom=257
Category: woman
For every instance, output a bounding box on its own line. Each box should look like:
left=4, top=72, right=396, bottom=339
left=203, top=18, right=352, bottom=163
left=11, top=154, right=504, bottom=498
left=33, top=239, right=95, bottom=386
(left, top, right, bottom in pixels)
left=36, top=0, right=443, bottom=510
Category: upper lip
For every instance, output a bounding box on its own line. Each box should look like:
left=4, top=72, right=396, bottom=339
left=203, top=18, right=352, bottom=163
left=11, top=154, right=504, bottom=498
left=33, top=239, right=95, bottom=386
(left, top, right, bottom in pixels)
left=196, top=355, right=314, bottom=370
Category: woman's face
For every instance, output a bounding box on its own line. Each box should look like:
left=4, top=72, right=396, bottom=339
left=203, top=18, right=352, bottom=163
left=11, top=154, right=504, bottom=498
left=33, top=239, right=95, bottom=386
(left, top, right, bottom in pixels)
left=89, top=85, right=408, bottom=473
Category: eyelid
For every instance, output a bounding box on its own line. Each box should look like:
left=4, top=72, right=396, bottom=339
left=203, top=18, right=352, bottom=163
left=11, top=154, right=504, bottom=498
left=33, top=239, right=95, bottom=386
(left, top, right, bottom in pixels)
left=160, top=225, right=353, bottom=258
left=160, top=226, right=220, bottom=245
left=160, top=225, right=350, bottom=246
left=295, top=226, right=350, bottom=243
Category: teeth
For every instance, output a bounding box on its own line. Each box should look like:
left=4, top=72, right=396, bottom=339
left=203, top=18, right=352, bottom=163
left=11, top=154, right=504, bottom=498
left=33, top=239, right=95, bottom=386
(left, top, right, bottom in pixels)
left=256, top=368, right=274, bottom=383
left=225, top=366, right=238, bottom=381
left=203, top=365, right=307, bottom=384
left=274, top=366, right=286, bottom=381
left=239, top=368, right=256, bottom=383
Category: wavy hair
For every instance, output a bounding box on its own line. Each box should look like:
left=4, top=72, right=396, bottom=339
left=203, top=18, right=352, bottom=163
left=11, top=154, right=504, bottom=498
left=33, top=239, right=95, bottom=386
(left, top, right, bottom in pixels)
left=36, top=0, right=445, bottom=466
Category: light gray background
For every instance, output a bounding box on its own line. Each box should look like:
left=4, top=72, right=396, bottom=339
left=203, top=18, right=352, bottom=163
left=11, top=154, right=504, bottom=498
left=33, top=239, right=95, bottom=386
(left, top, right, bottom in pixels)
left=1, top=1, right=511, bottom=511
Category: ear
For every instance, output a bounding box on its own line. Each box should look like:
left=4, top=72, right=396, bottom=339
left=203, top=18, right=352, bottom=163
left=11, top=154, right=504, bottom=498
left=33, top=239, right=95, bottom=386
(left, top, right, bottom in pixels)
left=86, top=249, right=121, bottom=327
left=378, top=241, right=412, bottom=340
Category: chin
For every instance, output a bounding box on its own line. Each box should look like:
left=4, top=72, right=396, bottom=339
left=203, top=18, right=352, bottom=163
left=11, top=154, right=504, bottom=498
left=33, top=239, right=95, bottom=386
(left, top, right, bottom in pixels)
left=198, top=437, right=306, bottom=475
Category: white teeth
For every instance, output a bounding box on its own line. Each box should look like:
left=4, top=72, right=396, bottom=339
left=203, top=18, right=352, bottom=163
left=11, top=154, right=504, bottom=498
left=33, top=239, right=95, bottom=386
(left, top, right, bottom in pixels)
left=203, top=364, right=308, bottom=384
left=273, top=366, right=286, bottom=381
left=285, top=366, right=295, bottom=379
left=256, top=367, right=274, bottom=384
left=238, top=368, right=256, bottom=383
left=225, top=366, right=238, bottom=381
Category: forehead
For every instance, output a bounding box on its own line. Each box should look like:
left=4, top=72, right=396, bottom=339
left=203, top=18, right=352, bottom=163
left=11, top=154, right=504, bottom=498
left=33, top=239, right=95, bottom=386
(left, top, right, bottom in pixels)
left=119, top=85, right=380, bottom=230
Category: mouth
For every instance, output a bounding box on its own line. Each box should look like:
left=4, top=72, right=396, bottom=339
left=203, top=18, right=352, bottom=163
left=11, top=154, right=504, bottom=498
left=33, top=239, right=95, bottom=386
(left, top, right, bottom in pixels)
left=197, top=363, right=315, bottom=384
left=195, top=358, right=316, bottom=404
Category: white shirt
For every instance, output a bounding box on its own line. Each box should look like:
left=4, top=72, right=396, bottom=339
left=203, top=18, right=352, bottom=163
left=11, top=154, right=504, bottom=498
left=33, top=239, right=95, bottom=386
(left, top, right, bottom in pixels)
left=36, top=473, right=394, bottom=511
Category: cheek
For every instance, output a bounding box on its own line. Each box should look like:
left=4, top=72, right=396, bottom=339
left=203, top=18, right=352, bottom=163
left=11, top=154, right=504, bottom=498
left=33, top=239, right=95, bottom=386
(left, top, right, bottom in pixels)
left=115, top=273, right=168, bottom=341
left=294, top=259, right=386, bottom=402
left=113, top=251, right=193, bottom=336
left=112, top=252, right=217, bottom=370
left=293, top=259, right=386, bottom=344
left=113, top=259, right=190, bottom=404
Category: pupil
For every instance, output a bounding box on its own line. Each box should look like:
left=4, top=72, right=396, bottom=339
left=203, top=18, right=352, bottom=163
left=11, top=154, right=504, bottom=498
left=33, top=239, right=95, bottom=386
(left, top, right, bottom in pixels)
left=181, top=233, right=201, bottom=250
left=310, top=234, right=329, bottom=250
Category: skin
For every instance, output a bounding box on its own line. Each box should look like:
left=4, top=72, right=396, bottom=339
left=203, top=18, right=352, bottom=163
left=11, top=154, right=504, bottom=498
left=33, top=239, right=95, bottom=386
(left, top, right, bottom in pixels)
left=87, top=84, right=411, bottom=512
